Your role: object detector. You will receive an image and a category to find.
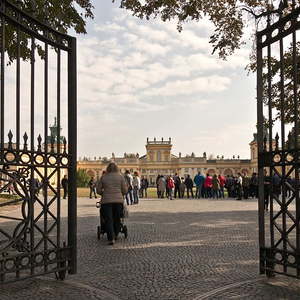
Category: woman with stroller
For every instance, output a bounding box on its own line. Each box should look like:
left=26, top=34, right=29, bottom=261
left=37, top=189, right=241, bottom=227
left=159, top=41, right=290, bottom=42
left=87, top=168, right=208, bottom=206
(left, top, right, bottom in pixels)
left=96, top=162, right=128, bottom=245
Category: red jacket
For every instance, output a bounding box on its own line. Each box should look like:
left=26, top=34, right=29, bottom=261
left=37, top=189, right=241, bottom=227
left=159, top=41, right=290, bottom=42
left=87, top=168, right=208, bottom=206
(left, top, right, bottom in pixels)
left=204, top=176, right=212, bottom=188
left=218, top=175, right=226, bottom=187
left=167, top=178, right=175, bottom=189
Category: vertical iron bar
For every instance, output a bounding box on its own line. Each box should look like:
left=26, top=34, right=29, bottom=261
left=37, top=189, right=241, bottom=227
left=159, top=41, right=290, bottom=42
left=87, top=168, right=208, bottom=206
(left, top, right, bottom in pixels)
left=30, top=37, right=35, bottom=276
left=30, top=38, right=35, bottom=151
left=57, top=48, right=61, bottom=249
left=68, top=37, right=77, bottom=274
left=0, top=14, right=5, bottom=157
left=267, top=29, right=275, bottom=260
left=291, top=10, right=300, bottom=278
left=257, top=33, right=266, bottom=275
left=43, top=42, right=48, bottom=272
left=279, top=25, right=287, bottom=274
left=16, top=24, right=20, bottom=150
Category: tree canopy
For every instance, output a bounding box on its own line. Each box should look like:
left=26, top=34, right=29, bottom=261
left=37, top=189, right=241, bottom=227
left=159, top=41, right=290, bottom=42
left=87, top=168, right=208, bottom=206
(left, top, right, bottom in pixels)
left=2, top=0, right=94, bottom=62
left=113, top=0, right=287, bottom=59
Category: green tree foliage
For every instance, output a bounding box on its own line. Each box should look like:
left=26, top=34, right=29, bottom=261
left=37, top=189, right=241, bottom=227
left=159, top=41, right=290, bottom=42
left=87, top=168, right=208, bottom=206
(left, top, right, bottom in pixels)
left=2, top=0, right=94, bottom=63
left=76, top=168, right=90, bottom=187
left=248, top=42, right=300, bottom=124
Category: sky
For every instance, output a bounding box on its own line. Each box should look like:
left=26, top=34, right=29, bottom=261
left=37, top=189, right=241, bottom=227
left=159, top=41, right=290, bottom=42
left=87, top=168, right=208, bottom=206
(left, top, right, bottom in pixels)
left=3, top=1, right=257, bottom=160
left=73, top=1, right=257, bottom=160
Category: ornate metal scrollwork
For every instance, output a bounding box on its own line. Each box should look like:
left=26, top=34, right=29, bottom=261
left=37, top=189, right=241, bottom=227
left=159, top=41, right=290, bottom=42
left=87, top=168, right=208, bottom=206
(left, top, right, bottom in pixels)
left=0, top=168, right=31, bottom=254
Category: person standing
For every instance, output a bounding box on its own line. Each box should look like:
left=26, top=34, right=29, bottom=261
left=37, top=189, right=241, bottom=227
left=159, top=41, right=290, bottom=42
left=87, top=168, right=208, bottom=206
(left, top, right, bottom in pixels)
left=225, top=175, right=233, bottom=198
left=236, top=173, right=243, bottom=200
left=167, top=176, right=175, bottom=200
left=212, top=174, right=220, bottom=198
left=250, top=172, right=258, bottom=198
left=173, top=173, right=181, bottom=198
left=96, top=162, right=127, bottom=245
left=264, top=169, right=272, bottom=211
left=179, top=177, right=186, bottom=198
left=158, top=175, right=166, bottom=198
left=204, top=174, right=212, bottom=198
left=156, top=174, right=161, bottom=198
left=61, top=175, right=68, bottom=199
left=218, top=174, right=226, bottom=198
left=184, top=175, right=194, bottom=198
left=140, top=176, right=149, bottom=198
left=132, top=171, right=141, bottom=204
left=194, top=172, right=205, bottom=199
left=88, top=176, right=97, bottom=199
left=124, top=170, right=134, bottom=205
left=242, top=173, right=250, bottom=199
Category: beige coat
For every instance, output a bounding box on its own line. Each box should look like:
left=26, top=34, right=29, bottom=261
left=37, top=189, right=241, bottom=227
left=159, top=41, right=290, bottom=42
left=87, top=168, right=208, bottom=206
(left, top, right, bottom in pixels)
left=96, top=172, right=128, bottom=204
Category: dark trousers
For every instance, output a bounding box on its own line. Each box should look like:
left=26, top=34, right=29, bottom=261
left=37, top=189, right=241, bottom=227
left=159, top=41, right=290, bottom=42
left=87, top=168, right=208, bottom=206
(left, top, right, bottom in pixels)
left=243, top=186, right=249, bottom=199
left=63, top=186, right=68, bottom=199
left=236, top=185, right=242, bottom=200
left=174, top=185, right=180, bottom=198
left=90, top=187, right=97, bottom=198
left=101, top=203, right=123, bottom=241
left=186, top=187, right=194, bottom=198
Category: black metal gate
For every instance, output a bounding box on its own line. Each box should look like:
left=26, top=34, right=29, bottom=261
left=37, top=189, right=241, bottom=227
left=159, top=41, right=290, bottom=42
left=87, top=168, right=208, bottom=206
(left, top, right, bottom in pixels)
left=0, top=0, right=77, bottom=283
left=257, top=1, right=300, bottom=278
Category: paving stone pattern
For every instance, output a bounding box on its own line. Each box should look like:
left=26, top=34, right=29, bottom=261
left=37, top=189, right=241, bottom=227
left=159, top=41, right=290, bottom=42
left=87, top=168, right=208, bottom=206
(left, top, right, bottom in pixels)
left=1, top=198, right=299, bottom=299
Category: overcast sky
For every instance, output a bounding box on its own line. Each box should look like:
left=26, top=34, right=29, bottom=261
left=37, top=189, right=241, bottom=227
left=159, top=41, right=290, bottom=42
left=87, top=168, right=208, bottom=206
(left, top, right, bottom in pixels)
left=76, top=1, right=257, bottom=159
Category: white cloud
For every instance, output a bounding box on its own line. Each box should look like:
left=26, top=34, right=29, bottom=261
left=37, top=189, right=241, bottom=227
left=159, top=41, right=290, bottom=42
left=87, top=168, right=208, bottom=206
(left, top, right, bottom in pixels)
left=144, top=76, right=231, bottom=97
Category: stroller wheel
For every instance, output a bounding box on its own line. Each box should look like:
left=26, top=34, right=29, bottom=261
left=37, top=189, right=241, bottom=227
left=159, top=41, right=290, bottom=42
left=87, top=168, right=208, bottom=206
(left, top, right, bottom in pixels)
left=97, top=226, right=100, bottom=240
left=123, top=225, right=128, bottom=239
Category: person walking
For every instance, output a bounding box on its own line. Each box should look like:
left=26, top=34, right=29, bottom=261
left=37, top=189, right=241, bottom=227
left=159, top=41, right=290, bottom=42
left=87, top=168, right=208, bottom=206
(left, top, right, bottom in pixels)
left=173, top=173, right=181, bottom=198
left=212, top=174, right=220, bottom=198
left=124, top=170, right=134, bottom=205
left=194, top=172, right=205, bottom=199
left=184, top=175, right=194, bottom=198
left=88, top=176, right=97, bottom=199
left=167, top=176, right=175, bottom=200
left=96, top=162, right=127, bottom=245
left=61, top=175, right=68, bottom=199
left=132, top=171, right=141, bottom=204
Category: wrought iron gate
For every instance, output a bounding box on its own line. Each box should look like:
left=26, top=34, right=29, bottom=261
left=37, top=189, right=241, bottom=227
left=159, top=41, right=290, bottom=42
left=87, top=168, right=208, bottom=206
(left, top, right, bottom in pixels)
left=0, top=0, right=77, bottom=283
left=257, top=1, right=300, bottom=278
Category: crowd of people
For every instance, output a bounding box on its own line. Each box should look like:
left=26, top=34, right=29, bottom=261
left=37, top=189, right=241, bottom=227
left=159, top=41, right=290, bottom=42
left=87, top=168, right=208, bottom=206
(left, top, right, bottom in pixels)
left=155, top=172, right=259, bottom=201
left=88, top=169, right=260, bottom=203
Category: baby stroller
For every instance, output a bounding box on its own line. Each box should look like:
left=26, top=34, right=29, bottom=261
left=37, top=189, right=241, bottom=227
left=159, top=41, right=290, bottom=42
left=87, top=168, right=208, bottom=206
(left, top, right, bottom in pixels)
left=96, top=200, right=128, bottom=240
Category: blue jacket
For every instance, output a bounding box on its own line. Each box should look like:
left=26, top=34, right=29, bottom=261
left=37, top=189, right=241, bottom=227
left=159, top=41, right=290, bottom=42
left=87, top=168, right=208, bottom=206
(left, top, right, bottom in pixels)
left=194, top=174, right=205, bottom=186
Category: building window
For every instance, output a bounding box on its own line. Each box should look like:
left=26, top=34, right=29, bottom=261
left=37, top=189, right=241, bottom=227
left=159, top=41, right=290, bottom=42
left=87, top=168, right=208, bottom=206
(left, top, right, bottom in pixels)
left=157, top=151, right=161, bottom=161
left=185, top=168, right=189, bottom=173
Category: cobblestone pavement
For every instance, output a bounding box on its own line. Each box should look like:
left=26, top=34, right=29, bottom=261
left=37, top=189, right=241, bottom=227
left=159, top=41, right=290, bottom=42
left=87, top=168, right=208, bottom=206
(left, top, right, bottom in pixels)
left=1, top=197, right=300, bottom=299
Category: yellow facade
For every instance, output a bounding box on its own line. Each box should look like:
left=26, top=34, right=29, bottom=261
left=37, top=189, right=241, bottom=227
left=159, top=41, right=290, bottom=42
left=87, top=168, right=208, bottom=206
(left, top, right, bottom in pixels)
left=78, top=137, right=259, bottom=186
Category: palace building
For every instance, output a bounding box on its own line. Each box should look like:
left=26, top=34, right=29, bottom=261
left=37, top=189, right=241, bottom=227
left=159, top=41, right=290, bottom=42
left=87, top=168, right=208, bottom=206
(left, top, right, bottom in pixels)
left=78, top=136, right=259, bottom=186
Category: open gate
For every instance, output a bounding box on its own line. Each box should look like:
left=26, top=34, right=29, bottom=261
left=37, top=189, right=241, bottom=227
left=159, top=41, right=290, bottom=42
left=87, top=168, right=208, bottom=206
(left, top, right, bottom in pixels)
left=0, top=0, right=77, bottom=283
left=257, top=1, right=300, bottom=278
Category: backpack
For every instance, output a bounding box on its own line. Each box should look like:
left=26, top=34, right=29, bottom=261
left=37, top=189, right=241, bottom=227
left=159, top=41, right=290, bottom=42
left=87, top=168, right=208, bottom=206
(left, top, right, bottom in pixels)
left=168, top=179, right=175, bottom=189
